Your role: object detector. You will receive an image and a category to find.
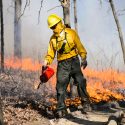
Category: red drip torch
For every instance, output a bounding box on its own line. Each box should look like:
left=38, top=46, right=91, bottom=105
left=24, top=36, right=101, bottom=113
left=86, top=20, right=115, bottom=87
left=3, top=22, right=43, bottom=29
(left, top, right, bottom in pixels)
left=34, top=66, right=54, bottom=89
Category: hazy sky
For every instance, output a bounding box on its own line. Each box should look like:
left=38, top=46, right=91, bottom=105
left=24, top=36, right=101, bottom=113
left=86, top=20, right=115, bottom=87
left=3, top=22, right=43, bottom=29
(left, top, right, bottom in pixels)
left=3, top=0, right=125, bottom=70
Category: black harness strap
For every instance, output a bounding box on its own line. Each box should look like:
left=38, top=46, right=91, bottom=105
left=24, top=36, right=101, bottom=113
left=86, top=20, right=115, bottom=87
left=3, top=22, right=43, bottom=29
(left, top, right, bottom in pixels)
left=56, top=32, right=75, bottom=54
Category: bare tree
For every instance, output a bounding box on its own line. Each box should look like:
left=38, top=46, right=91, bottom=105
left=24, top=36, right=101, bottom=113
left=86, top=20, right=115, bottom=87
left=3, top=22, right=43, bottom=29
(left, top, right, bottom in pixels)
left=0, top=0, right=4, bottom=72
left=74, top=0, right=78, bottom=32
left=14, top=0, right=22, bottom=58
left=109, top=0, right=125, bottom=64
left=0, top=98, right=4, bottom=125
left=59, top=0, right=79, bottom=98
left=71, top=0, right=79, bottom=98
left=60, top=0, right=71, bottom=27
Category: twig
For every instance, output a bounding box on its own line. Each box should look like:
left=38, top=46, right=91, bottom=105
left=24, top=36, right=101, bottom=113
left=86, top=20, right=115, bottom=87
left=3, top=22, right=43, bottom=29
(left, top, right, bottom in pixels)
left=109, top=52, right=119, bottom=69
left=47, top=5, right=61, bottom=12
left=117, top=13, right=125, bottom=16
left=117, top=9, right=125, bottom=13
left=27, top=0, right=30, bottom=6
left=38, top=0, right=44, bottom=24
left=18, top=0, right=30, bottom=21
left=117, top=9, right=125, bottom=16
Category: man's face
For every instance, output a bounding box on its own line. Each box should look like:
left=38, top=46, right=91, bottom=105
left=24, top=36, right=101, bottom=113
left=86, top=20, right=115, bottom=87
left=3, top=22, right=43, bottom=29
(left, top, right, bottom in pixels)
left=50, top=22, right=63, bottom=35
left=51, top=23, right=58, bottom=33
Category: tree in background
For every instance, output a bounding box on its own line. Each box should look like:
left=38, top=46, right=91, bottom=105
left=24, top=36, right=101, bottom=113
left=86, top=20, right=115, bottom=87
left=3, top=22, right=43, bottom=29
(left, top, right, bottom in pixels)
left=59, top=0, right=79, bottom=98
left=14, top=0, right=22, bottom=59
left=109, top=0, right=125, bottom=64
left=0, top=98, right=4, bottom=125
left=0, top=0, right=4, bottom=72
left=73, top=0, right=78, bottom=32
left=59, top=0, right=71, bottom=27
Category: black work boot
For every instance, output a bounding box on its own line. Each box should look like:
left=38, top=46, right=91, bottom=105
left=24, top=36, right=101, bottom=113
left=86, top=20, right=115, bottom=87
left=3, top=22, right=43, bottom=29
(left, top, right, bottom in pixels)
left=56, top=109, right=68, bottom=118
left=81, top=100, right=92, bottom=114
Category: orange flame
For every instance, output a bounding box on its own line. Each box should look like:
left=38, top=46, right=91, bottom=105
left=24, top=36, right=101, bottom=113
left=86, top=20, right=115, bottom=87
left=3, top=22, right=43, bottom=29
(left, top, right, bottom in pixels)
left=4, top=57, right=41, bottom=71
left=3, top=57, right=125, bottom=102
left=84, top=68, right=125, bottom=102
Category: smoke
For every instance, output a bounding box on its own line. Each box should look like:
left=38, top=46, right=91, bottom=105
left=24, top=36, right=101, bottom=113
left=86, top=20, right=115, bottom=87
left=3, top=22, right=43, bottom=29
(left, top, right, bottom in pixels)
left=76, top=0, right=125, bottom=70
left=3, top=0, right=125, bottom=70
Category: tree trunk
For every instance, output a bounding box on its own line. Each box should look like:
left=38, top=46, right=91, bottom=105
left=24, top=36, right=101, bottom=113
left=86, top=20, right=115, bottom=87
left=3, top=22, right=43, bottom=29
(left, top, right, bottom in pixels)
left=0, top=98, right=4, bottom=125
left=109, top=0, right=125, bottom=64
left=0, top=0, right=4, bottom=72
left=60, top=0, right=78, bottom=98
left=74, top=0, right=78, bottom=32
left=0, top=0, right=4, bottom=119
left=14, top=0, right=22, bottom=59
left=60, top=0, right=71, bottom=28
left=70, top=0, right=79, bottom=98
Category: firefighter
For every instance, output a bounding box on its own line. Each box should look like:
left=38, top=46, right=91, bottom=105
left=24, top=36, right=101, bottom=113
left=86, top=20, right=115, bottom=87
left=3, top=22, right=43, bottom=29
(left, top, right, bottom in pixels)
left=43, top=14, right=91, bottom=118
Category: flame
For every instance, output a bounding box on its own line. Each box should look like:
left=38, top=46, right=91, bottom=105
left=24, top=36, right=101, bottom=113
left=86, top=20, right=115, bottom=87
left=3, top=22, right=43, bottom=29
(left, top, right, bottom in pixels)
left=84, top=68, right=125, bottom=102
left=3, top=57, right=125, bottom=103
left=4, top=57, right=41, bottom=71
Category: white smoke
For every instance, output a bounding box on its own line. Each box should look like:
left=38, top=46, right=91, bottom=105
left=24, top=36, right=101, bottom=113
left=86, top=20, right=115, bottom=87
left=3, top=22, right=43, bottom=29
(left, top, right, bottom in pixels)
left=3, top=0, right=125, bottom=70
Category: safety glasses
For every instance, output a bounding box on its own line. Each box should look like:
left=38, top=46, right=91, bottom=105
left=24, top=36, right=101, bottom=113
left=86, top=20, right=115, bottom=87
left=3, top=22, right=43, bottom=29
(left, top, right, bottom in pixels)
left=50, top=24, right=58, bottom=30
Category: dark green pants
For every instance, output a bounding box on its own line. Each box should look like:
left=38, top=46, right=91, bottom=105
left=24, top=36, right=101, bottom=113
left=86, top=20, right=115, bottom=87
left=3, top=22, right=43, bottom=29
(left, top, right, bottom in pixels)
left=56, top=56, right=89, bottom=111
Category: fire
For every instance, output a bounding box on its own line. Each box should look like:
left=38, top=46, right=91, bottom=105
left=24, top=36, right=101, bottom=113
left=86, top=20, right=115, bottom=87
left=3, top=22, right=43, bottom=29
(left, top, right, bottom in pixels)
left=5, top=57, right=41, bottom=71
left=84, top=68, right=125, bottom=102
left=48, top=97, right=82, bottom=111
left=3, top=57, right=125, bottom=103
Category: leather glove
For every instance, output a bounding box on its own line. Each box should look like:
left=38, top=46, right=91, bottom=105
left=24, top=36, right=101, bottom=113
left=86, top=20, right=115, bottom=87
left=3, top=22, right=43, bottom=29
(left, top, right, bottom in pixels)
left=42, top=65, right=48, bottom=72
left=42, top=60, right=48, bottom=72
left=81, top=59, right=87, bottom=69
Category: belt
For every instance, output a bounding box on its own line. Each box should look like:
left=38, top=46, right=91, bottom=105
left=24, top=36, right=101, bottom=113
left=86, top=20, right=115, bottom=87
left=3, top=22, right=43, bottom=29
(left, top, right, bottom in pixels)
left=58, top=55, right=78, bottom=63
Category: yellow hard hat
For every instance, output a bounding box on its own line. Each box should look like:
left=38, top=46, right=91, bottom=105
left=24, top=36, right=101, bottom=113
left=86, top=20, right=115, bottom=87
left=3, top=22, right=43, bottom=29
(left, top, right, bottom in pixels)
left=47, top=14, right=62, bottom=28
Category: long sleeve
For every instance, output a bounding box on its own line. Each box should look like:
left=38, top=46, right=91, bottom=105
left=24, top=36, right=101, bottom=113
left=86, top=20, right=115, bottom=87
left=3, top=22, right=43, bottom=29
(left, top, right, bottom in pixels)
left=44, top=40, right=56, bottom=65
left=74, top=31, right=87, bottom=60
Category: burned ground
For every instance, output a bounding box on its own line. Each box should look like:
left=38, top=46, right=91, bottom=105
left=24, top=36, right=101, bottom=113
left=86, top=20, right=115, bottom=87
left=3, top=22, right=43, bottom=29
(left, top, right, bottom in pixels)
left=0, top=69, right=125, bottom=125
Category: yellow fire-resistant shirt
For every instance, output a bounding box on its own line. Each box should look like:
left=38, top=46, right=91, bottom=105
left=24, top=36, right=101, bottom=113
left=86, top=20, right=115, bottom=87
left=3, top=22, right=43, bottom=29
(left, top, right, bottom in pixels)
left=44, top=28, right=87, bottom=65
